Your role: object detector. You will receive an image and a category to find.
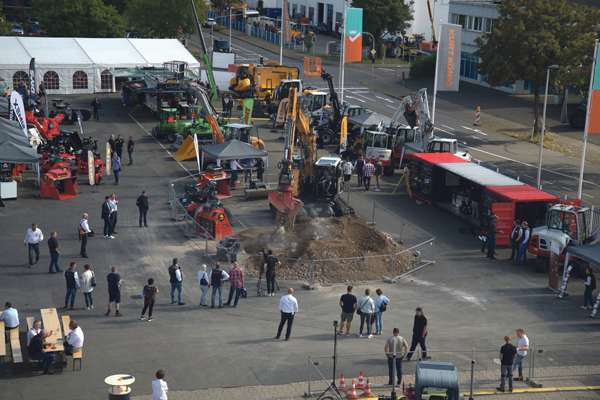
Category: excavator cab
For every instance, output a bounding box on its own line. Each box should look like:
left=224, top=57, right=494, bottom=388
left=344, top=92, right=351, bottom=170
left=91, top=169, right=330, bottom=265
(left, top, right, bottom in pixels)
left=313, top=156, right=344, bottom=199
left=223, top=123, right=265, bottom=150
left=547, top=207, right=587, bottom=242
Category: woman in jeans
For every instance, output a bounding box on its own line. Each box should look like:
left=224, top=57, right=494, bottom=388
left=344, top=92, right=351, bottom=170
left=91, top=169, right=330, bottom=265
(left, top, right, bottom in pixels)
left=80, top=264, right=94, bottom=310
left=373, top=288, right=390, bottom=335
left=141, top=278, right=159, bottom=321
left=357, top=289, right=375, bottom=338
left=197, top=264, right=209, bottom=307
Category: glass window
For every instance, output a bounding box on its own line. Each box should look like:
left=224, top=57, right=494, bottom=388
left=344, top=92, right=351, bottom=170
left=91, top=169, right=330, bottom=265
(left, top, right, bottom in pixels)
left=43, top=71, right=59, bottom=90
left=460, top=52, right=478, bottom=80
left=101, top=70, right=113, bottom=90
left=12, top=70, right=29, bottom=91
left=336, top=12, right=342, bottom=24
left=484, top=18, right=494, bottom=33
left=466, top=16, right=473, bottom=30
left=72, top=70, right=88, bottom=90
left=472, top=16, right=482, bottom=32
left=458, top=14, right=466, bottom=29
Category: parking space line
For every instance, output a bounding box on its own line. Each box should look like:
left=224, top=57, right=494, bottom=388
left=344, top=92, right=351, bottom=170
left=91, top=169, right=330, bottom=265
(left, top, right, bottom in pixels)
left=434, top=127, right=455, bottom=136
left=442, top=124, right=456, bottom=131
left=583, top=193, right=594, bottom=198
left=375, top=95, right=394, bottom=103
left=348, top=91, right=375, bottom=102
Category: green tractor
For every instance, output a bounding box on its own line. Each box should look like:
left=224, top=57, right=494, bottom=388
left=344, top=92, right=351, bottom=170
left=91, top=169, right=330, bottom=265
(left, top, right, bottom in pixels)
left=152, top=105, right=213, bottom=143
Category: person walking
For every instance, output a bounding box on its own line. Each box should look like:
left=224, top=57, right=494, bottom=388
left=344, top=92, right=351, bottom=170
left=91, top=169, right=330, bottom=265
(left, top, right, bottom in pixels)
left=109, top=194, right=119, bottom=233
left=384, top=327, right=408, bottom=386
left=115, top=134, right=125, bottom=160
left=374, top=157, right=383, bottom=192
left=363, top=159, right=375, bottom=191
left=111, top=153, right=121, bottom=185
left=374, top=288, right=390, bottom=335
left=486, top=214, right=502, bottom=260
left=513, top=221, right=530, bottom=266
left=497, top=335, right=517, bottom=393
left=229, top=159, right=242, bottom=189
left=513, top=329, right=529, bottom=381
left=357, top=289, right=375, bottom=338
left=263, top=250, right=280, bottom=297
left=127, top=136, right=134, bottom=166
left=225, top=262, right=244, bottom=308
left=106, top=266, right=123, bottom=317
left=63, top=262, right=80, bottom=310
left=197, top=264, right=209, bottom=307
left=91, top=97, right=101, bottom=122
left=508, top=220, right=522, bottom=261
left=102, top=196, right=115, bottom=239
left=405, top=307, right=428, bottom=361
left=354, top=154, right=365, bottom=187
left=79, top=213, right=92, bottom=258
left=209, top=262, right=229, bottom=309
left=342, top=157, right=353, bottom=191
left=275, top=288, right=298, bottom=341
left=168, top=258, right=185, bottom=306
left=136, top=191, right=149, bottom=228
left=152, top=370, right=169, bottom=400
left=80, top=264, right=95, bottom=310
left=255, top=157, right=265, bottom=182
left=24, top=223, right=44, bottom=269
left=581, top=267, right=597, bottom=310
left=141, top=278, right=159, bottom=321
left=47, top=231, right=61, bottom=274
left=338, top=286, right=357, bottom=336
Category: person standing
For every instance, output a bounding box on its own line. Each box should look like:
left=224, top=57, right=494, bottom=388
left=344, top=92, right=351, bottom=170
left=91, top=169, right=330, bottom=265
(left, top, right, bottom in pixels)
left=141, top=278, right=159, bottom=321
left=342, top=157, right=353, bottom=191
left=47, top=231, right=61, bottom=274
left=486, top=215, right=502, bottom=260
left=106, top=266, right=123, bottom=317
left=405, top=307, right=428, bottom=361
left=115, top=134, right=125, bottom=160
left=136, top=191, right=149, bottom=228
left=152, top=370, right=169, bottom=400
left=79, top=213, right=91, bottom=258
left=28, top=330, right=56, bottom=375
left=102, top=196, right=115, bottom=239
left=91, top=97, right=101, bottom=122
left=229, top=159, right=242, bottom=189
left=168, top=258, right=185, bottom=306
left=127, top=136, right=134, bottom=166
left=222, top=95, right=229, bottom=115
left=108, top=134, right=116, bottom=155
left=209, top=262, right=229, bottom=309
left=275, top=288, right=298, bottom=341
left=225, top=262, right=244, bottom=308
left=357, top=289, right=375, bottom=338
left=338, top=286, right=357, bottom=336
left=508, top=220, right=522, bottom=261
left=197, top=264, right=209, bottom=307
left=374, top=288, right=390, bottom=335
left=374, top=157, right=383, bottom=192
left=111, top=153, right=121, bottom=185
left=123, top=85, right=131, bottom=106
left=263, top=250, right=280, bottom=297
left=384, top=327, right=408, bottom=386
left=63, top=262, right=80, bottom=310
left=24, top=223, right=44, bottom=269
left=497, top=335, right=517, bottom=393
left=80, top=264, right=94, bottom=310
left=255, top=157, right=265, bottom=182
left=581, top=267, right=597, bottom=310
left=0, top=302, right=19, bottom=331
left=226, top=95, right=234, bottom=117
left=514, top=221, right=530, bottom=266
left=513, top=329, right=529, bottom=381
left=363, top=159, right=375, bottom=191
left=354, top=154, right=365, bottom=187
left=109, top=194, right=119, bottom=233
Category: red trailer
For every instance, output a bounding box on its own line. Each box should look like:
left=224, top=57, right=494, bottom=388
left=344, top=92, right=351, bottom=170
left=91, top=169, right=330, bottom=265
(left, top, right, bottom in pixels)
left=409, top=153, right=469, bottom=205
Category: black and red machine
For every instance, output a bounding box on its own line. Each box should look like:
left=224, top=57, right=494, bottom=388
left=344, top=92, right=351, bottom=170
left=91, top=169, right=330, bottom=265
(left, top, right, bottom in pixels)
left=40, top=168, right=78, bottom=200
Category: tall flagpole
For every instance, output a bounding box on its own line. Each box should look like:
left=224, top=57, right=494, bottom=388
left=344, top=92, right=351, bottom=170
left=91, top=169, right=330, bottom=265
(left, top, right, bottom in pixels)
left=431, top=20, right=442, bottom=125
left=578, top=39, right=599, bottom=199
left=340, top=0, right=347, bottom=102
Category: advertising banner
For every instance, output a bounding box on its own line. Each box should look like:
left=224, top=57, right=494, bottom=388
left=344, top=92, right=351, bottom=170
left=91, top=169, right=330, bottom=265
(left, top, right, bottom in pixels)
left=282, top=0, right=291, bottom=45
left=344, top=8, right=363, bottom=63
left=88, top=150, right=95, bottom=186
left=106, top=142, right=112, bottom=176
left=339, top=116, right=348, bottom=153
left=242, top=98, right=254, bottom=125
left=77, top=110, right=84, bottom=136
left=29, top=58, right=36, bottom=105
left=436, top=23, right=462, bottom=92
left=588, top=42, right=600, bottom=133
left=194, top=133, right=201, bottom=172
left=9, top=91, right=28, bottom=138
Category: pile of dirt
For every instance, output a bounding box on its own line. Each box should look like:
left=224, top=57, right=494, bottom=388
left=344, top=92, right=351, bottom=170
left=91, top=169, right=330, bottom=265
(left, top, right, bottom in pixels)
left=237, top=217, right=416, bottom=284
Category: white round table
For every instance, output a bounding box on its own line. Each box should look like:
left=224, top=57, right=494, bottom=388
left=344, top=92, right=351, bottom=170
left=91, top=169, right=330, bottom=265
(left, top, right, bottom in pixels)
left=105, top=374, right=135, bottom=399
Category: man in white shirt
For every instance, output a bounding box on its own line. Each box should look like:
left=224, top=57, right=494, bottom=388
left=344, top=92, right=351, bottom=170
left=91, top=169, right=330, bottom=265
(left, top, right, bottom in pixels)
left=229, top=159, right=242, bottom=189
left=0, top=302, right=20, bottom=330
left=275, top=288, right=298, bottom=341
left=27, top=320, right=42, bottom=346
left=152, top=370, right=169, bottom=400
left=64, top=320, right=84, bottom=355
left=109, top=194, right=119, bottom=234
left=24, top=223, right=44, bottom=269
left=513, top=328, right=529, bottom=381
left=80, top=213, right=92, bottom=258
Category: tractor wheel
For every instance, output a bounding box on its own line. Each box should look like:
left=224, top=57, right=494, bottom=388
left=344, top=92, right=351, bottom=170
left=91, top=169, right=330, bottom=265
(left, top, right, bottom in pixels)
left=384, top=166, right=395, bottom=177
left=320, top=129, right=335, bottom=146
left=166, top=130, right=177, bottom=143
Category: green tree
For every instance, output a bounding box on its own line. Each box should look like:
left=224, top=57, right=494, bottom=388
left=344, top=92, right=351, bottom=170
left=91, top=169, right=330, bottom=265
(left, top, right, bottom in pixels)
left=409, top=53, right=436, bottom=79
left=475, top=0, right=600, bottom=136
left=103, top=0, right=127, bottom=14
left=33, top=0, right=124, bottom=38
left=351, top=0, right=413, bottom=57
left=0, top=13, right=11, bottom=36
left=125, top=0, right=209, bottom=38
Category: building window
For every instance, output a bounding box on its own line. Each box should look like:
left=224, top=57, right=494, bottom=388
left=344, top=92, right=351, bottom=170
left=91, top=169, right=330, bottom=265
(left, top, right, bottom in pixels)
left=484, top=18, right=494, bottom=33
left=43, top=71, right=59, bottom=90
left=460, top=52, right=478, bottom=80
left=471, top=16, right=482, bottom=32
left=72, top=70, right=88, bottom=90
left=101, top=69, right=113, bottom=90
left=12, top=71, right=29, bottom=91
left=336, top=12, right=342, bottom=24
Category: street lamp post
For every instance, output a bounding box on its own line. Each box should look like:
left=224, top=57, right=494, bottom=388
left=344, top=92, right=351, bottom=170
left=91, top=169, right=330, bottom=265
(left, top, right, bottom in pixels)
left=536, top=65, right=559, bottom=189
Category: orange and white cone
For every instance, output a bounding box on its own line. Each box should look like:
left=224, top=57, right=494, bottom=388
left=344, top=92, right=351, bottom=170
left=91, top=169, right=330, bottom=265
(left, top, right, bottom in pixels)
left=362, top=378, right=374, bottom=397
left=356, top=371, right=365, bottom=390
left=347, top=379, right=358, bottom=400
left=338, top=373, right=348, bottom=392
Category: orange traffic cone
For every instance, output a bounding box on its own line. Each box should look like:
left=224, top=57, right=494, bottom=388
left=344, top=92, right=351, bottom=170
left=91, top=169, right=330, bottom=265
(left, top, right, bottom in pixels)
left=356, top=371, right=365, bottom=390
left=347, top=379, right=358, bottom=400
left=363, top=378, right=374, bottom=397
left=339, top=373, right=348, bottom=392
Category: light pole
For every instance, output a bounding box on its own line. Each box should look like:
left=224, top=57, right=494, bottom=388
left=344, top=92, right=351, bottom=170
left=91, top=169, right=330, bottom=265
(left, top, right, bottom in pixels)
left=536, top=65, right=559, bottom=188
left=363, top=31, right=375, bottom=82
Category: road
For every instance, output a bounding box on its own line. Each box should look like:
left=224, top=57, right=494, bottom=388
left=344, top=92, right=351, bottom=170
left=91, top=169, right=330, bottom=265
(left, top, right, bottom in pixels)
left=197, top=29, right=600, bottom=206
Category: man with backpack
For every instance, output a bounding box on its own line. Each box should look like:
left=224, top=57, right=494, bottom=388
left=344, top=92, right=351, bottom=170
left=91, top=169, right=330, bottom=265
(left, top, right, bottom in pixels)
left=513, top=221, right=530, bottom=266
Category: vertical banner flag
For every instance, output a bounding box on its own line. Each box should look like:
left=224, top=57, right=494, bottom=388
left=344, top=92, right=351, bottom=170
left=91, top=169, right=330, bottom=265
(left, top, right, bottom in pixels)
left=436, top=23, right=462, bottom=92
left=106, top=142, right=112, bottom=176
left=193, top=134, right=201, bottom=172
left=88, top=150, right=95, bottom=186
left=242, top=98, right=254, bottom=125
left=282, top=0, right=291, bottom=45
left=339, top=116, right=348, bottom=153
left=344, top=8, right=363, bottom=63
left=588, top=41, right=600, bottom=134
left=77, top=110, right=84, bottom=136
left=10, top=91, right=28, bottom=138
left=29, top=58, right=36, bottom=105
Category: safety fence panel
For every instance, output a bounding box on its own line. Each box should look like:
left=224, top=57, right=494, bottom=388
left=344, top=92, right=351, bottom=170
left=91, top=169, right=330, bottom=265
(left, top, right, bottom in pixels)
left=530, top=342, right=600, bottom=380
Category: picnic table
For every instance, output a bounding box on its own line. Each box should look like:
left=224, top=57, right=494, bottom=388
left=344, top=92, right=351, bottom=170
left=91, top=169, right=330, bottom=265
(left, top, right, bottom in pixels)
left=40, top=308, right=64, bottom=352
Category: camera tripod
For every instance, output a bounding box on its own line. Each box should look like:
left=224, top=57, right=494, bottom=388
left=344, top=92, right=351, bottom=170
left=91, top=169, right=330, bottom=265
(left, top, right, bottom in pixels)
left=316, top=322, right=342, bottom=400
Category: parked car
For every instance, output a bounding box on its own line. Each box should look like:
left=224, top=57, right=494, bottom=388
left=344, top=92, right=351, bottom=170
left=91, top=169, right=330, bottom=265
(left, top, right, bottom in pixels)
left=27, top=25, right=44, bottom=36
left=25, top=17, right=39, bottom=25
left=204, top=18, right=217, bottom=28
left=213, top=38, right=230, bottom=53
left=125, top=30, right=139, bottom=38
left=10, top=24, right=24, bottom=35
left=311, top=22, right=328, bottom=35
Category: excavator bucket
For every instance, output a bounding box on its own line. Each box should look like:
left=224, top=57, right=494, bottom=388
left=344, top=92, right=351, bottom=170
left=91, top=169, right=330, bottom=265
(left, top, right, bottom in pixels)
left=243, top=180, right=275, bottom=200
left=40, top=170, right=78, bottom=200
left=174, top=136, right=197, bottom=161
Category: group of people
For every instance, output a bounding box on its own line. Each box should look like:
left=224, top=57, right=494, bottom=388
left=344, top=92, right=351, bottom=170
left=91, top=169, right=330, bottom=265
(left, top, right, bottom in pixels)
left=107, top=134, right=135, bottom=184
left=338, top=286, right=391, bottom=338
left=342, top=155, right=384, bottom=192
left=101, top=191, right=149, bottom=240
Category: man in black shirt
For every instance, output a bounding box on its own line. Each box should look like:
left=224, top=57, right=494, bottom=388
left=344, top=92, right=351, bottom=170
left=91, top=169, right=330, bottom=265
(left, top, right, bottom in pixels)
left=28, top=329, right=56, bottom=375
left=405, top=307, right=427, bottom=361
left=136, top=191, right=149, bottom=228
left=497, top=335, right=517, bottom=392
left=263, top=250, right=280, bottom=297
left=338, top=286, right=357, bottom=336
left=47, top=231, right=61, bottom=274
left=115, top=134, right=125, bottom=160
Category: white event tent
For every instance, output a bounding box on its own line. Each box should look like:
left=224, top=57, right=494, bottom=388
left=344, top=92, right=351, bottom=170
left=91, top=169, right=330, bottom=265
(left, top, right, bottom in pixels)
left=0, top=37, right=201, bottom=95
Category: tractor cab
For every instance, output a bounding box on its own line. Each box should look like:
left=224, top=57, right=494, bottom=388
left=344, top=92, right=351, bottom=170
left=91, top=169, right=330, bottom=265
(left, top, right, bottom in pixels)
left=390, top=124, right=417, bottom=152
left=343, top=105, right=366, bottom=118
left=312, top=156, right=344, bottom=199
left=160, top=108, right=178, bottom=127
left=223, top=123, right=265, bottom=150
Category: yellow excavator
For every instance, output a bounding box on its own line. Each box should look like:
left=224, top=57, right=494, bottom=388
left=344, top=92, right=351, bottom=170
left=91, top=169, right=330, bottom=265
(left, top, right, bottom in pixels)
left=228, top=62, right=300, bottom=107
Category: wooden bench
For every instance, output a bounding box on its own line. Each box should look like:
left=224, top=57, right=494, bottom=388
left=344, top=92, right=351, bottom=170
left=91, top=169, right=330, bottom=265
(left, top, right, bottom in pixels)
left=9, top=327, right=23, bottom=375
left=61, top=316, right=82, bottom=371
left=0, top=321, right=5, bottom=377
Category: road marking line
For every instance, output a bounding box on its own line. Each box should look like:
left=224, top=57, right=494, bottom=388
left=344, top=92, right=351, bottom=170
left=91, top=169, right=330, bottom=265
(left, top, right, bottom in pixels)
left=523, top=174, right=533, bottom=178
left=345, top=95, right=365, bottom=103
left=464, top=145, right=598, bottom=186
left=386, top=105, right=396, bottom=109
left=461, top=125, right=488, bottom=136
left=348, top=91, right=375, bottom=101
left=434, top=127, right=455, bottom=136
left=471, top=136, right=488, bottom=142
left=380, top=68, right=394, bottom=72
left=583, top=193, right=594, bottom=198
left=562, top=186, right=571, bottom=191
left=376, top=95, right=394, bottom=103
left=543, top=181, right=553, bottom=185
left=442, top=124, right=456, bottom=131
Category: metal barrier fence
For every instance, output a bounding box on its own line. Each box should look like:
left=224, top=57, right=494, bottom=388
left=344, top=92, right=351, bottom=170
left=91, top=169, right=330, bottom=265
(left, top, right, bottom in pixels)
left=529, top=342, right=600, bottom=379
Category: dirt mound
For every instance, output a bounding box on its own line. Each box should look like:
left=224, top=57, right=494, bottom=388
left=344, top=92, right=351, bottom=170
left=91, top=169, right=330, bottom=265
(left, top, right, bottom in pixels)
left=237, top=217, right=416, bottom=284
